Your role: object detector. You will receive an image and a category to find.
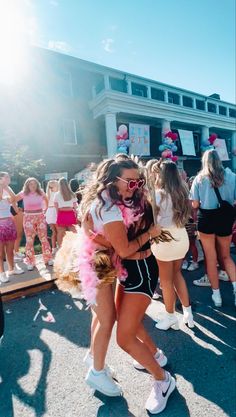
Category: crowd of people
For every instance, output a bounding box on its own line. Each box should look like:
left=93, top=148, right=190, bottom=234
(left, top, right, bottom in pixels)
left=0, top=149, right=235, bottom=414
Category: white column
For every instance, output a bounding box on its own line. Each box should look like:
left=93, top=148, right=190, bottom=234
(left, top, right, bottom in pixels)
left=104, top=75, right=110, bottom=90
left=179, top=95, right=183, bottom=106
left=127, top=80, right=132, bottom=95
left=105, top=113, right=117, bottom=157
left=164, top=90, right=168, bottom=103
left=232, top=131, right=236, bottom=172
left=192, top=98, right=196, bottom=109
left=147, top=85, right=151, bottom=99
left=161, top=119, right=171, bottom=137
left=201, top=125, right=209, bottom=146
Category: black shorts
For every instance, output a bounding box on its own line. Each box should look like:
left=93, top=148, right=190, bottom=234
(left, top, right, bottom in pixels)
left=121, top=254, right=159, bottom=299
left=197, top=208, right=234, bottom=237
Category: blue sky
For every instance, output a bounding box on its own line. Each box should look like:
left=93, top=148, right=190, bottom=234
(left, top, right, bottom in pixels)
left=18, top=0, right=236, bottom=102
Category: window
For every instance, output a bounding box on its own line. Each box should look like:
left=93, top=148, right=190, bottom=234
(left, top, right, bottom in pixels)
left=131, top=82, right=147, bottom=97
left=95, top=79, right=105, bottom=94
left=63, top=119, right=77, bottom=145
left=110, top=77, right=127, bottom=93
left=207, top=103, right=216, bottom=113
left=58, top=71, right=73, bottom=97
left=183, top=96, right=193, bottom=108
left=229, top=108, right=236, bottom=118
left=219, top=105, right=227, bottom=116
left=168, top=92, right=180, bottom=105
left=196, top=99, right=205, bottom=110
left=151, top=88, right=165, bottom=101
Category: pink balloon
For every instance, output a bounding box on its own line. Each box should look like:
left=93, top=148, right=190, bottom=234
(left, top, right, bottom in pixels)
left=118, top=124, right=128, bottom=135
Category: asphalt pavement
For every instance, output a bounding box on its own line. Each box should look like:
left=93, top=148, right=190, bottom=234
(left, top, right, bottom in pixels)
left=0, top=252, right=236, bottom=417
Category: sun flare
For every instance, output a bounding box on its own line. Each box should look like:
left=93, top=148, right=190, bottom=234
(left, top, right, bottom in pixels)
left=0, top=2, right=28, bottom=85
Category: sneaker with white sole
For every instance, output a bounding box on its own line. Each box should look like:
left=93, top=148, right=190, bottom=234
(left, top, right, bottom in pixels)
left=27, top=264, right=34, bottom=271
left=218, top=270, right=229, bottom=281
left=83, top=351, right=116, bottom=379
left=155, top=314, right=179, bottom=331
left=0, top=272, right=9, bottom=283
left=7, top=267, right=24, bottom=277
left=212, top=291, right=222, bottom=307
left=14, top=252, right=25, bottom=260
left=152, top=291, right=160, bottom=300
left=133, top=349, right=167, bottom=370
left=193, top=274, right=211, bottom=287
left=145, top=371, right=176, bottom=414
left=85, top=367, right=122, bottom=397
left=187, top=262, right=199, bottom=271
left=182, top=260, right=188, bottom=270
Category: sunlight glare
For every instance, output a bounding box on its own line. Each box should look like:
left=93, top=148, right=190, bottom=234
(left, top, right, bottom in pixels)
left=0, top=2, right=28, bottom=85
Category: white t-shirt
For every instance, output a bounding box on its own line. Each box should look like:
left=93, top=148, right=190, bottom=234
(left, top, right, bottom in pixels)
left=155, top=190, right=174, bottom=228
left=90, top=198, right=123, bottom=234
left=48, top=191, right=57, bottom=207
left=54, top=192, right=77, bottom=209
left=0, top=197, right=11, bottom=218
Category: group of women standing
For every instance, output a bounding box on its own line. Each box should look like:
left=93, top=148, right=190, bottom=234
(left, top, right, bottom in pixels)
left=0, top=173, right=79, bottom=282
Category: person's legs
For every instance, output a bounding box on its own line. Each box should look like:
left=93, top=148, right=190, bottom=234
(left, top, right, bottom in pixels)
left=198, top=232, right=218, bottom=289
left=173, top=259, right=190, bottom=307
left=23, top=214, right=36, bottom=266
left=13, top=211, right=23, bottom=254
left=0, top=243, right=5, bottom=273
left=57, top=226, right=66, bottom=247
left=36, top=214, right=52, bottom=264
left=91, top=283, right=116, bottom=371
left=189, top=238, right=198, bottom=263
left=50, top=224, right=57, bottom=250
left=157, top=260, right=176, bottom=313
left=5, top=241, right=14, bottom=271
left=215, top=235, right=235, bottom=282
left=116, top=293, right=165, bottom=380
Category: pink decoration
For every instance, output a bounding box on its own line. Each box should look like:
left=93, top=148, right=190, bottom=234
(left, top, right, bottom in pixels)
left=162, top=150, right=172, bottom=159
left=164, top=131, right=178, bottom=141
left=171, top=155, right=178, bottom=162
left=208, top=133, right=218, bottom=145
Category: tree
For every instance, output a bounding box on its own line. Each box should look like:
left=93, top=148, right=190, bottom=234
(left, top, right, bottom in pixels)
left=0, top=140, right=45, bottom=190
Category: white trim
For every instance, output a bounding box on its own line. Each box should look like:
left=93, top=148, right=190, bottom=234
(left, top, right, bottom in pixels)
left=125, top=260, right=143, bottom=290
left=143, top=258, right=152, bottom=295
left=123, top=291, right=152, bottom=300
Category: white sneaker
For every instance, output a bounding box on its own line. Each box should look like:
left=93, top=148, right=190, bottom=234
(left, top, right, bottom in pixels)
left=83, top=351, right=116, bottom=378
left=85, top=367, right=122, bottom=397
left=145, top=371, right=176, bottom=414
left=133, top=349, right=167, bottom=370
left=7, top=266, right=24, bottom=276
left=182, top=305, right=194, bottom=328
left=187, top=262, right=199, bottom=271
left=27, top=264, right=34, bottom=271
left=153, top=291, right=160, bottom=300
left=193, top=274, right=211, bottom=287
left=14, top=252, right=25, bottom=260
left=212, top=291, right=222, bottom=307
left=0, top=272, right=9, bottom=283
left=218, top=270, right=229, bottom=281
left=155, top=314, right=179, bottom=331
left=47, top=259, right=54, bottom=266
left=182, top=260, right=188, bottom=270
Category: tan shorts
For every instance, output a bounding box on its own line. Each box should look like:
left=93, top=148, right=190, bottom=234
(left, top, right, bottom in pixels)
left=151, top=226, right=189, bottom=261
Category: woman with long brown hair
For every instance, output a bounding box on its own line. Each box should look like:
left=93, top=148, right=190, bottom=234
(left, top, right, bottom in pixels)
left=54, top=178, right=78, bottom=246
left=151, top=160, right=194, bottom=330
left=55, top=157, right=175, bottom=414
left=190, top=149, right=236, bottom=306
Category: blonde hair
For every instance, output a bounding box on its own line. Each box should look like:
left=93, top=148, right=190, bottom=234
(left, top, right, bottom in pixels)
left=46, top=180, right=58, bottom=199
left=154, top=160, right=190, bottom=227
left=199, top=149, right=224, bottom=187
left=23, top=177, right=43, bottom=195
left=58, top=178, right=75, bottom=201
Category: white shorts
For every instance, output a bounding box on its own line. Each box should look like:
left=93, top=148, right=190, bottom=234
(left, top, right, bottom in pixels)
left=151, top=226, right=189, bottom=261
left=46, top=207, right=57, bottom=225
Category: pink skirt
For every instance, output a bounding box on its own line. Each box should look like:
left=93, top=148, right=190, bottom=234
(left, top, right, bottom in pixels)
left=57, top=210, right=77, bottom=227
left=0, top=218, right=17, bottom=242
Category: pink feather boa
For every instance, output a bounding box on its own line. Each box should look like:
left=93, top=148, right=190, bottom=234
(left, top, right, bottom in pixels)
left=77, top=202, right=143, bottom=306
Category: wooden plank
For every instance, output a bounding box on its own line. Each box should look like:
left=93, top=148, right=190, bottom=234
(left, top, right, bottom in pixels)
left=2, top=280, right=56, bottom=302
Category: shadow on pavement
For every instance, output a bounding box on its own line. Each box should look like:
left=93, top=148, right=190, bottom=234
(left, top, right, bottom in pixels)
left=0, top=291, right=91, bottom=417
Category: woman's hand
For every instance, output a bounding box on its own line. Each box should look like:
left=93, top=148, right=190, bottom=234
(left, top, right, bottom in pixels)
left=82, top=212, right=94, bottom=237
left=148, top=224, right=162, bottom=239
